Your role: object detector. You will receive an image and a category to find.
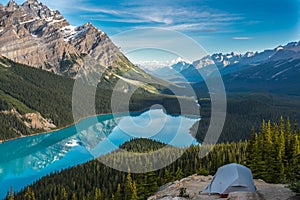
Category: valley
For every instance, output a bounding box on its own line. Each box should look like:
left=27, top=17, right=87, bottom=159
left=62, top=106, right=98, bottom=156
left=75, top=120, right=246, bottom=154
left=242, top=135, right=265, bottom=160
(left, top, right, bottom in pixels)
left=0, top=0, right=299, bottom=199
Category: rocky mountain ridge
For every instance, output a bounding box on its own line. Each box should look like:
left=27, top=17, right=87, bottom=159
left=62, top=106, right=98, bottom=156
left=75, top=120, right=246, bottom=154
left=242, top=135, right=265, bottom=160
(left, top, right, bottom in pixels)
left=0, top=0, right=134, bottom=78
left=149, top=41, right=300, bottom=85
left=183, top=41, right=300, bottom=70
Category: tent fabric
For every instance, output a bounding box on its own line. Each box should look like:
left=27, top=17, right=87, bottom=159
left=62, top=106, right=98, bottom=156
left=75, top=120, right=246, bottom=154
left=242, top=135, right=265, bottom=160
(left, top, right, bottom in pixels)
left=202, top=163, right=256, bottom=195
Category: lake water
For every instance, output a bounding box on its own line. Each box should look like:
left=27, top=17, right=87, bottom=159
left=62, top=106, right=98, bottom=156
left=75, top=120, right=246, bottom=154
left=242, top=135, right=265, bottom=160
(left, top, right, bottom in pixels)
left=0, top=109, right=199, bottom=198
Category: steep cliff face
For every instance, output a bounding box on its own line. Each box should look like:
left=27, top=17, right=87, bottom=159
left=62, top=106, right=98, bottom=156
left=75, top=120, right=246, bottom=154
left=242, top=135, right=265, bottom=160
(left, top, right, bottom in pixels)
left=0, top=0, right=133, bottom=77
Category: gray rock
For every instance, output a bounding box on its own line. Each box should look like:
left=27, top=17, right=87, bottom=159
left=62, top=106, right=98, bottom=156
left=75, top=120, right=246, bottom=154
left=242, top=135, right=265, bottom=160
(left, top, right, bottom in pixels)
left=0, top=0, right=131, bottom=78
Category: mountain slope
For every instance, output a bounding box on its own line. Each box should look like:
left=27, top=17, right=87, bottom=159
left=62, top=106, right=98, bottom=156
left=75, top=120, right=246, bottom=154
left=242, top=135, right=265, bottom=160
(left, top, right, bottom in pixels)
left=0, top=56, right=190, bottom=141
left=222, top=58, right=300, bottom=95
left=0, top=0, right=160, bottom=90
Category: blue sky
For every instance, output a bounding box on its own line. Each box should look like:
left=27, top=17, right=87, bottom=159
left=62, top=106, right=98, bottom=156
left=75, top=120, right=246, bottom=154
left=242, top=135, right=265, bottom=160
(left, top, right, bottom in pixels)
left=3, top=0, right=300, bottom=63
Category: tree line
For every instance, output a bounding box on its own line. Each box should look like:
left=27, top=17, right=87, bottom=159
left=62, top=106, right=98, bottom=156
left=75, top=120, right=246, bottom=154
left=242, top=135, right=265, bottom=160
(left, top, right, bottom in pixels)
left=0, top=57, right=187, bottom=140
left=7, top=117, right=299, bottom=199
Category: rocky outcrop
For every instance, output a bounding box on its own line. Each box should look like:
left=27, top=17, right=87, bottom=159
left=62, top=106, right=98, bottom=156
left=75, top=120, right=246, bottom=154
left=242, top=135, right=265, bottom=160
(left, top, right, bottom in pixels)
left=0, top=0, right=133, bottom=77
left=24, top=112, right=56, bottom=131
left=1, top=108, right=56, bottom=132
left=148, top=175, right=296, bottom=200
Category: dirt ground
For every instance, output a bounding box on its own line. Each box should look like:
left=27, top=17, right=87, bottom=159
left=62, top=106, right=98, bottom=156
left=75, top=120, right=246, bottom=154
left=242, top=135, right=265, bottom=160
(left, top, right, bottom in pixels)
left=148, top=175, right=299, bottom=200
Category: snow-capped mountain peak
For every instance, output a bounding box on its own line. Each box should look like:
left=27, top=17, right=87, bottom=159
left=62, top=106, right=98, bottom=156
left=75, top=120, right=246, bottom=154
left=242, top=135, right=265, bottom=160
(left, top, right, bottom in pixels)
left=175, top=56, right=184, bottom=62
left=149, top=40, right=300, bottom=84
left=276, top=46, right=284, bottom=51
left=155, top=41, right=300, bottom=83
left=244, top=52, right=255, bottom=58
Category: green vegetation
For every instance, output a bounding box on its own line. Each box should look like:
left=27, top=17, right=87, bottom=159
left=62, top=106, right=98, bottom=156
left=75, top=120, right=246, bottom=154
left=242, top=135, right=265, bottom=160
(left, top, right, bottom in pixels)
left=1, top=56, right=300, bottom=198
left=0, top=90, right=34, bottom=114
left=2, top=55, right=300, bottom=145
left=9, top=117, right=299, bottom=200
left=194, top=93, right=300, bottom=143
left=289, top=154, right=300, bottom=193
left=0, top=113, right=31, bottom=140
left=10, top=138, right=247, bottom=200
left=179, top=188, right=189, bottom=198
left=0, top=57, right=190, bottom=140
left=0, top=57, right=75, bottom=139
left=246, top=117, right=300, bottom=183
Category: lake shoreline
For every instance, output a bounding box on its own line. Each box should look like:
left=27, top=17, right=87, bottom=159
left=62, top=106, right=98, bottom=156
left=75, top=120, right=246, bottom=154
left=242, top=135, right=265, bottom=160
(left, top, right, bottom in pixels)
left=0, top=110, right=137, bottom=144
left=0, top=109, right=200, bottom=199
left=0, top=106, right=201, bottom=144
left=1, top=107, right=199, bottom=144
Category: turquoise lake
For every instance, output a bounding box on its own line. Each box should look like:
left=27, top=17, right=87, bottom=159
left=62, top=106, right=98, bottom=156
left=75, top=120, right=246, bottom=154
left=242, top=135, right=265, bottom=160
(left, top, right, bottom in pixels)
left=0, top=109, right=199, bottom=199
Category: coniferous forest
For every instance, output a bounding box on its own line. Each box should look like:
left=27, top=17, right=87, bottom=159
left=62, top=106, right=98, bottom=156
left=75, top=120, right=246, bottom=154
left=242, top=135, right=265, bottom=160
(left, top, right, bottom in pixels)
left=2, top=56, right=300, bottom=146
left=0, top=57, right=185, bottom=140
left=7, top=117, right=299, bottom=200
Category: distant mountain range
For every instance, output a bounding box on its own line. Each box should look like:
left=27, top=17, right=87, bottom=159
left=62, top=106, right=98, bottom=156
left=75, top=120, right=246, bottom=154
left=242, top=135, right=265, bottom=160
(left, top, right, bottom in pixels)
left=148, top=41, right=300, bottom=95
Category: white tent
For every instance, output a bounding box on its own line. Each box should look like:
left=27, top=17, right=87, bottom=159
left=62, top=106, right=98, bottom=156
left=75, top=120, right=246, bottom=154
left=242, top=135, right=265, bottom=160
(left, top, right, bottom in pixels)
left=202, top=163, right=256, bottom=195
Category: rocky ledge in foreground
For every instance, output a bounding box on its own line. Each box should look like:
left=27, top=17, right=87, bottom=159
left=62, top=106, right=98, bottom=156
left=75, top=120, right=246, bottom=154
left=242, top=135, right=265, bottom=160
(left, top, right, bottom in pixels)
left=148, top=175, right=298, bottom=200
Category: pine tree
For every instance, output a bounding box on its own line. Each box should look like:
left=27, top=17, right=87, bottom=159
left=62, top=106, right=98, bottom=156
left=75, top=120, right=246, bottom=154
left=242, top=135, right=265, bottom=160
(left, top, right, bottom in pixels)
left=24, top=187, right=36, bottom=200
left=131, top=181, right=138, bottom=200
left=71, top=193, right=77, bottom=200
left=94, top=187, right=102, bottom=200
left=60, top=187, right=68, bottom=200
left=115, top=184, right=122, bottom=200
left=264, top=120, right=277, bottom=182
left=290, top=134, right=300, bottom=176
left=8, top=186, right=14, bottom=200
left=141, top=172, right=158, bottom=198
left=163, top=169, right=173, bottom=184
left=247, top=118, right=300, bottom=183
left=176, top=167, right=183, bottom=180
left=276, top=123, right=286, bottom=182
left=289, top=154, right=300, bottom=193
left=124, top=172, right=133, bottom=200
left=247, top=133, right=267, bottom=179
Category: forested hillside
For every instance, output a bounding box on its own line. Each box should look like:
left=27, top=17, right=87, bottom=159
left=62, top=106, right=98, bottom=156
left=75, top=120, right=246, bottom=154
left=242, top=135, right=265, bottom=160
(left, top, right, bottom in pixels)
left=194, top=93, right=300, bottom=143
left=2, top=54, right=300, bottom=144
left=0, top=57, right=184, bottom=140
left=9, top=117, right=300, bottom=200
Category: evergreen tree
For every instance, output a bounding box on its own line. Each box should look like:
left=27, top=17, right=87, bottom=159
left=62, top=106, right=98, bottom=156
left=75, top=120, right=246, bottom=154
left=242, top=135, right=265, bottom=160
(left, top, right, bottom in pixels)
left=141, top=172, right=158, bottom=198
left=60, top=187, right=68, bottom=200
left=8, top=187, right=14, bottom=200
left=132, top=181, right=138, bottom=200
left=289, top=154, right=300, bottom=193
left=176, top=167, right=183, bottom=180
left=115, top=184, right=122, bottom=200
left=277, top=123, right=286, bottom=182
left=163, top=169, right=173, bottom=184
left=247, top=118, right=300, bottom=183
left=71, top=193, right=77, bottom=200
left=10, top=131, right=299, bottom=200
left=94, top=188, right=102, bottom=200
left=124, top=172, right=133, bottom=200
left=23, top=187, right=35, bottom=200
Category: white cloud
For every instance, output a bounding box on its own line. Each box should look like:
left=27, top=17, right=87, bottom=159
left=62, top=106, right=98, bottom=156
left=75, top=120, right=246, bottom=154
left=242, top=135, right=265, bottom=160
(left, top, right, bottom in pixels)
left=57, top=1, right=244, bottom=32
left=76, top=7, right=121, bottom=15
left=135, top=60, right=172, bottom=69
left=133, top=57, right=191, bottom=70
left=232, top=37, right=253, bottom=40
left=13, top=0, right=244, bottom=33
